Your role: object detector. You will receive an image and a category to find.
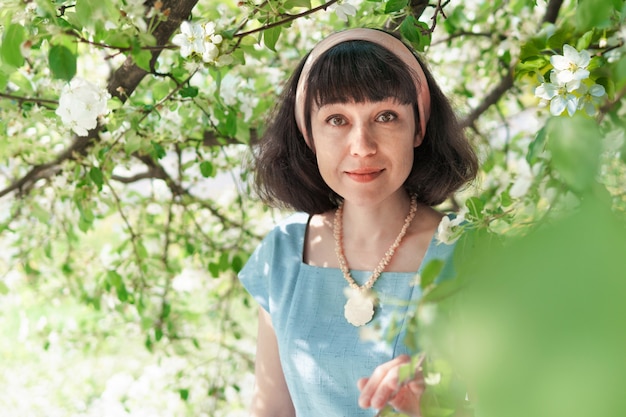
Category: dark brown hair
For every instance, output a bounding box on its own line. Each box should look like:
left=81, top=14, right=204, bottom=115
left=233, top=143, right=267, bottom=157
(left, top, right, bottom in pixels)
left=251, top=33, right=478, bottom=214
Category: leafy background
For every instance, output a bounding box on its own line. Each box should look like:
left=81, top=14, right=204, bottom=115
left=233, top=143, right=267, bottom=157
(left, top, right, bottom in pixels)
left=1, top=0, right=625, bottom=416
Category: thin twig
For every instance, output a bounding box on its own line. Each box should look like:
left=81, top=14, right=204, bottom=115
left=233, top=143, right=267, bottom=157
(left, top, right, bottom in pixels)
left=0, top=92, right=58, bottom=107
left=233, top=0, right=339, bottom=38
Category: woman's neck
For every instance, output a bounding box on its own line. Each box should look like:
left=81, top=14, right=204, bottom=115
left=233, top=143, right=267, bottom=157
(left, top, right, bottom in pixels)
left=340, top=193, right=413, bottom=243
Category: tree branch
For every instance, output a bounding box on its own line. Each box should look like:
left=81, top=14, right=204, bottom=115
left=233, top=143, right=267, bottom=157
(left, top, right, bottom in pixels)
left=458, top=0, right=564, bottom=129
left=0, top=0, right=200, bottom=201
left=108, top=0, right=199, bottom=102
left=0, top=92, right=58, bottom=107
left=460, top=68, right=514, bottom=130
left=233, top=0, right=339, bottom=39
left=543, top=0, right=564, bottom=24
left=431, top=31, right=496, bottom=46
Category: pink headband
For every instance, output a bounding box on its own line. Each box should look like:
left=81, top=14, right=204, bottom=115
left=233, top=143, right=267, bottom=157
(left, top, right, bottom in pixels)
left=294, top=28, right=431, bottom=143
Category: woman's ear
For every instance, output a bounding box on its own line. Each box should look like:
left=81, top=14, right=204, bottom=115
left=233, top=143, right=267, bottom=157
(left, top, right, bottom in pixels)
left=303, top=130, right=316, bottom=153
left=413, top=132, right=424, bottom=148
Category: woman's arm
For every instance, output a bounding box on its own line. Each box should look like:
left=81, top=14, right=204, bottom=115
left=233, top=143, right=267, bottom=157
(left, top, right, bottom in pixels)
left=249, top=307, right=296, bottom=417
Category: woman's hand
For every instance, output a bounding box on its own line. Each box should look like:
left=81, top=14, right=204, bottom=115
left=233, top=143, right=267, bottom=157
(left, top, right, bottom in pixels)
left=357, top=354, right=425, bottom=417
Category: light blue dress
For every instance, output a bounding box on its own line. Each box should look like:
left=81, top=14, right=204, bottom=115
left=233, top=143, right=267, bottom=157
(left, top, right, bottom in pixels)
left=239, top=212, right=456, bottom=417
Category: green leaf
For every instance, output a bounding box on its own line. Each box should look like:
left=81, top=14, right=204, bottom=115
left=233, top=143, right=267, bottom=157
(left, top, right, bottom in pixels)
left=284, top=0, right=311, bottom=8
left=500, top=190, right=513, bottom=207
left=75, top=0, right=95, bottom=27
left=527, top=125, right=547, bottom=164
left=263, top=26, right=281, bottom=52
left=576, top=0, right=614, bottom=30
left=421, top=278, right=463, bottom=303
left=151, top=141, right=166, bottom=159
left=221, top=108, right=238, bottom=137
left=199, top=160, right=215, bottom=178
left=0, top=281, right=8, bottom=295
left=49, top=44, right=77, bottom=81
left=621, top=132, right=626, bottom=165
left=465, top=197, right=485, bottom=220
left=546, top=28, right=569, bottom=50
left=519, top=39, right=543, bottom=62
left=31, top=202, right=51, bottom=223
left=103, top=31, right=132, bottom=48
left=400, top=17, right=431, bottom=51
left=546, top=115, right=601, bottom=193
left=180, top=86, right=199, bottom=98
left=613, top=56, right=626, bottom=91
left=0, top=68, right=8, bottom=91
left=385, top=0, right=408, bottom=13
left=132, top=49, right=152, bottom=72
left=1, top=24, right=26, bottom=68
left=232, top=255, right=244, bottom=273
left=179, top=388, right=189, bottom=401
left=398, top=361, right=414, bottom=383
left=124, top=134, right=142, bottom=155
left=89, top=167, right=104, bottom=191
left=576, top=30, right=594, bottom=50
left=107, top=270, right=128, bottom=302
left=208, top=262, right=220, bottom=278
left=420, top=259, right=444, bottom=290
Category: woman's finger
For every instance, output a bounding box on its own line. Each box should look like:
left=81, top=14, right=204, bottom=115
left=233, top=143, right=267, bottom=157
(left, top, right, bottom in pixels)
left=358, top=355, right=412, bottom=409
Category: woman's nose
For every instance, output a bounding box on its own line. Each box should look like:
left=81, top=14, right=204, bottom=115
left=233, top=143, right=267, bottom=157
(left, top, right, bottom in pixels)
left=348, top=123, right=377, bottom=156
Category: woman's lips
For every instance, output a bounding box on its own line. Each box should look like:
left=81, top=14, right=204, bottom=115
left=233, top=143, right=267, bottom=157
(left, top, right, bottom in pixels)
left=345, top=168, right=384, bottom=183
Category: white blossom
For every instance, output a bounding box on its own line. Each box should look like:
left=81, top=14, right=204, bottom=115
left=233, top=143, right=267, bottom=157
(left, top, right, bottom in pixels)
left=550, top=44, right=591, bottom=84
left=535, top=72, right=580, bottom=117
left=172, top=21, right=225, bottom=65
left=55, top=77, right=110, bottom=136
left=534, top=44, right=607, bottom=117
left=121, top=0, right=148, bottom=32
left=436, top=214, right=465, bottom=245
left=332, top=2, right=357, bottom=21
left=172, top=21, right=205, bottom=58
left=578, top=83, right=606, bottom=116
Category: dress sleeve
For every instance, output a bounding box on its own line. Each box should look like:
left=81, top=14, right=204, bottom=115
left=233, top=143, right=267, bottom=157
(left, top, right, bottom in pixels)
left=238, top=230, right=276, bottom=313
left=237, top=213, right=308, bottom=314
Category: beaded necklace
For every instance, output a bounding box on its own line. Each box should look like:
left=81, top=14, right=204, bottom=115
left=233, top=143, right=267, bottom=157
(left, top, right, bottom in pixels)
left=333, top=195, right=418, bottom=326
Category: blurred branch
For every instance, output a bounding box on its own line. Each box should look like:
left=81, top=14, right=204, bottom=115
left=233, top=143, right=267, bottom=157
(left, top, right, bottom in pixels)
left=0, top=134, right=94, bottom=198
left=0, top=92, right=58, bottom=108
left=597, top=86, right=626, bottom=122
left=542, top=0, right=564, bottom=24
left=460, top=68, right=514, bottom=130
left=431, top=31, right=497, bottom=46
left=202, top=128, right=258, bottom=147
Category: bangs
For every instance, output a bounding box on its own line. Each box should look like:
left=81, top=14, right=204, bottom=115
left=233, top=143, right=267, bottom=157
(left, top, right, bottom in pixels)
left=306, top=40, right=417, bottom=109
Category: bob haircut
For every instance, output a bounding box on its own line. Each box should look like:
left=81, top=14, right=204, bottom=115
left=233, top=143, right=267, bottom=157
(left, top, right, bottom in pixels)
left=252, top=32, right=478, bottom=215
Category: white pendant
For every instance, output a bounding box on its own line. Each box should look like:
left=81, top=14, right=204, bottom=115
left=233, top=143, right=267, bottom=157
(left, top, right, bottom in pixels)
left=343, top=288, right=376, bottom=327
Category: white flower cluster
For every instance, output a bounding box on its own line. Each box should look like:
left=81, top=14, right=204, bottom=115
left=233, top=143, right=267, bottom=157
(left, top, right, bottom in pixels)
left=436, top=214, right=466, bottom=245
left=535, top=44, right=606, bottom=117
left=172, top=21, right=230, bottom=65
left=55, top=77, right=110, bottom=137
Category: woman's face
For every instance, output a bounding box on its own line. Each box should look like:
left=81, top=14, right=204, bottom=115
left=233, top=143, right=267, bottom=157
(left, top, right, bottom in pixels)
left=310, top=98, right=421, bottom=206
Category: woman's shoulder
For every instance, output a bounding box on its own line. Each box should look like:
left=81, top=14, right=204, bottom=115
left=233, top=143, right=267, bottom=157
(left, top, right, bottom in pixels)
left=257, top=211, right=310, bottom=251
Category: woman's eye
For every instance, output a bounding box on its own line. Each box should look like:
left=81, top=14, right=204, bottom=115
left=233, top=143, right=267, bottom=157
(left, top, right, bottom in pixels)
left=376, top=111, right=397, bottom=123
left=326, top=116, right=346, bottom=126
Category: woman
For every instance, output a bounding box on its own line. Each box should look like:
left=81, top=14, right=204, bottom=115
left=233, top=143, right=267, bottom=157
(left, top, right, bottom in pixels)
left=239, top=28, right=478, bottom=417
